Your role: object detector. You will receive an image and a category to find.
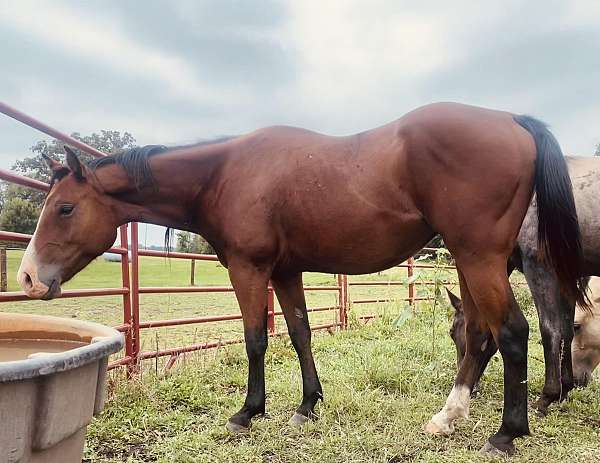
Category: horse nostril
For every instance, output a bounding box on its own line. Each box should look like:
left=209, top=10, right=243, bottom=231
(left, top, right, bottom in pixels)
left=23, top=272, right=33, bottom=290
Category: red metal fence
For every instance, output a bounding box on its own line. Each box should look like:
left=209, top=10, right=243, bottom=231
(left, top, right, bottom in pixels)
left=0, top=101, right=456, bottom=375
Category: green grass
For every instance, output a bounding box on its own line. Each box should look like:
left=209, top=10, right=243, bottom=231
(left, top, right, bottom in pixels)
left=85, top=300, right=600, bottom=462
left=4, top=250, right=599, bottom=461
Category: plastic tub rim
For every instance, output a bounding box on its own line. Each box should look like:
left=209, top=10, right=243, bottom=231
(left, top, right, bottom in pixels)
left=0, top=313, right=124, bottom=383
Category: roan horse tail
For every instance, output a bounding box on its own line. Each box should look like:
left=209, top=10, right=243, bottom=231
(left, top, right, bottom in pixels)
left=514, top=115, right=589, bottom=308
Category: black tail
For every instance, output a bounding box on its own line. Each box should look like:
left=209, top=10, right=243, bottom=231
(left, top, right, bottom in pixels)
left=513, top=115, right=588, bottom=308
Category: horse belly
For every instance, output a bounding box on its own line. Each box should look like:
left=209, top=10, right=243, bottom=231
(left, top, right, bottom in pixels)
left=284, top=206, right=434, bottom=275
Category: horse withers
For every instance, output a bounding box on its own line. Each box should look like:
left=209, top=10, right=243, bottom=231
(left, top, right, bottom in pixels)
left=16, top=103, right=586, bottom=455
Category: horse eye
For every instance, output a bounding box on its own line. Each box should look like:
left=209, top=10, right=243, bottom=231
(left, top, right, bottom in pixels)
left=59, top=204, right=75, bottom=216
left=574, top=323, right=582, bottom=333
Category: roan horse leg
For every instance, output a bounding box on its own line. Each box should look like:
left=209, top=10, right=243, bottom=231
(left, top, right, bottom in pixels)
left=272, top=273, right=323, bottom=425
left=226, top=261, right=271, bottom=433
left=426, top=270, right=496, bottom=435
left=521, top=254, right=576, bottom=414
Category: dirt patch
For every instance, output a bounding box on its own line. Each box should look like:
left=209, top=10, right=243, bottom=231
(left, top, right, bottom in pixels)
left=85, top=442, right=157, bottom=462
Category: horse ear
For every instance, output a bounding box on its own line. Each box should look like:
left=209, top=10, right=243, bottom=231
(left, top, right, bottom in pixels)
left=41, top=153, right=63, bottom=172
left=64, top=146, right=85, bottom=181
left=446, top=288, right=463, bottom=313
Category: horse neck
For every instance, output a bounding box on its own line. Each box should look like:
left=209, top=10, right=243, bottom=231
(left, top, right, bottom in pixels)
left=96, top=142, right=229, bottom=231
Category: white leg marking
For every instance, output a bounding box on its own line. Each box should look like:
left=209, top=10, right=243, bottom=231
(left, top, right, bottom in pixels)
left=425, top=385, right=471, bottom=436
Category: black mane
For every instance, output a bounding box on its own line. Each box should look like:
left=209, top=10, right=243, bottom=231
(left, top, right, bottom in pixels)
left=88, top=145, right=168, bottom=190
left=86, top=136, right=236, bottom=191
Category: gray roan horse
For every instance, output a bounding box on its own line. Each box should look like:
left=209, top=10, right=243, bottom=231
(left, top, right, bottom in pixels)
left=16, top=103, right=587, bottom=455
left=449, top=156, right=600, bottom=415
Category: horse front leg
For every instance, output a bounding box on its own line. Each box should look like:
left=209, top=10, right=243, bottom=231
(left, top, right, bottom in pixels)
left=226, top=260, right=271, bottom=433
left=522, top=254, right=575, bottom=414
left=272, top=273, right=323, bottom=426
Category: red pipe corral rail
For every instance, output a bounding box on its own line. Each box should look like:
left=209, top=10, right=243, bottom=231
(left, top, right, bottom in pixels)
left=0, top=168, right=50, bottom=191
left=0, top=101, right=106, bottom=158
left=0, top=287, right=130, bottom=303
left=138, top=249, right=219, bottom=261
left=0, top=100, right=457, bottom=375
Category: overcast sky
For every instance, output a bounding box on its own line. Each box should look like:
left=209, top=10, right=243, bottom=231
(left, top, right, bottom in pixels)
left=1, top=0, right=599, bottom=245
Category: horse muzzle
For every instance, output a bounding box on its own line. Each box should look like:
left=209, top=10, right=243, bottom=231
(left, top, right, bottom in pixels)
left=17, top=250, right=62, bottom=300
left=17, top=268, right=62, bottom=300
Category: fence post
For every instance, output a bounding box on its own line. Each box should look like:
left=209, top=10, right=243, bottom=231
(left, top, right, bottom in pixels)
left=118, top=225, right=135, bottom=377
left=267, top=282, right=275, bottom=334
left=337, top=274, right=343, bottom=328
left=344, top=275, right=349, bottom=327
left=0, top=247, right=6, bottom=292
left=130, top=222, right=141, bottom=374
left=407, top=257, right=415, bottom=306
left=190, top=259, right=196, bottom=286
left=337, top=274, right=348, bottom=329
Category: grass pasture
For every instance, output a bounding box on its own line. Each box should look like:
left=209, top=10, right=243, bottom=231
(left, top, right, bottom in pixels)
left=85, top=305, right=600, bottom=463
left=2, top=250, right=599, bottom=462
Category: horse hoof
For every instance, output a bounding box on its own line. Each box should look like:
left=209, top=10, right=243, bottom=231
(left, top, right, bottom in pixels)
left=479, top=440, right=515, bottom=457
left=288, top=412, right=311, bottom=427
left=424, top=419, right=453, bottom=436
left=226, top=420, right=250, bottom=434
left=531, top=399, right=549, bottom=417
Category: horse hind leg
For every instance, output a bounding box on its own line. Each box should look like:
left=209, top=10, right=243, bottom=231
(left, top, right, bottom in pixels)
left=271, top=273, right=323, bottom=426
left=426, top=269, right=497, bottom=435
left=461, top=258, right=530, bottom=456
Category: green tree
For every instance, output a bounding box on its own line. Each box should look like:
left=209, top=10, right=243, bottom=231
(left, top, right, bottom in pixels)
left=595, top=143, right=600, bottom=156
left=0, top=182, right=5, bottom=215
left=193, top=233, right=215, bottom=254
left=176, top=231, right=215, bottom=254
left=176, top=231, right=193, bottom=253
left=0, top=197, right=39, bottom=234
left=0, top=130, right=135, bottom=235
left=13, top=130, right=136, bottom=183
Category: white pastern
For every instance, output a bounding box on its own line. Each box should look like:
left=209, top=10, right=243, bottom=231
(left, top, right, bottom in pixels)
left=424, top=384, right=471, bottom=436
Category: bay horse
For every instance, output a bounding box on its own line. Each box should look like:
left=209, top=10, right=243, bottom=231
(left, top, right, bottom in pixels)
left=16, top=103, right=587, bottom=455
left=448, top=156, right=600, bottom=414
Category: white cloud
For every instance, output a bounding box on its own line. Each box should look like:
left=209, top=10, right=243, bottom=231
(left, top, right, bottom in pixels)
left=1, top=0, right=598, bottom=164
left=281, top=2, right=453, bottom=130
left=563, top=0, right=600, bottom=28
left=0, top=0, right=247, bottom=108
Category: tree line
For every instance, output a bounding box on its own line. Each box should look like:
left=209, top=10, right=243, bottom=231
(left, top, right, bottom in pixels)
left=176, top=231, right=215, bottom=254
